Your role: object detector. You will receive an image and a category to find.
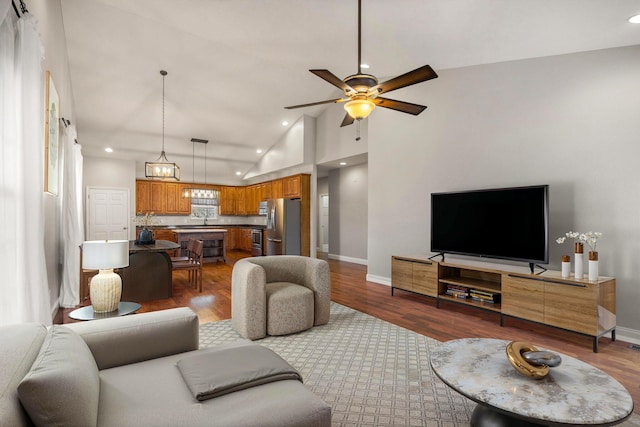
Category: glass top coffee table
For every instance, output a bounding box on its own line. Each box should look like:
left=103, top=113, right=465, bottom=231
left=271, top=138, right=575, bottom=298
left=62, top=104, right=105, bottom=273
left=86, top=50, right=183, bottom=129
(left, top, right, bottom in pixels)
left=430, top=338, right=634, bottom=426
left=69, top=301, right=141, bottom=321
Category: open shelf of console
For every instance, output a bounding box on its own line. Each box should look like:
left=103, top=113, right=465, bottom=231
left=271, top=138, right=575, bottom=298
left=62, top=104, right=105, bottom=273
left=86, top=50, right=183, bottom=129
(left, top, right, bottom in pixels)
left=438, top=262, right=503, bottom=313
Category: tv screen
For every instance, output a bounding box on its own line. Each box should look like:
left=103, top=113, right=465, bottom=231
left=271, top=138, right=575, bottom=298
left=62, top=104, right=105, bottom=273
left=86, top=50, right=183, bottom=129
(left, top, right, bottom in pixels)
left=431, top=185, right=549, bottom=264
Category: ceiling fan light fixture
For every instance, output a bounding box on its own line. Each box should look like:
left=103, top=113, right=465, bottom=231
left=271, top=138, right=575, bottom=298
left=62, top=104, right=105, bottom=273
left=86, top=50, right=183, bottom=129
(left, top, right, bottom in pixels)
left=145, top=70, right=180, bottom=180
left=344, top=98, right=375, bottom=120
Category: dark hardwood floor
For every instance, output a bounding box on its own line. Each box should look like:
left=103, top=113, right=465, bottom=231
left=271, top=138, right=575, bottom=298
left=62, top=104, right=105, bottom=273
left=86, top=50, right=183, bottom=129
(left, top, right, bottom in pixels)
left=62, top=250, right=640, bottom=414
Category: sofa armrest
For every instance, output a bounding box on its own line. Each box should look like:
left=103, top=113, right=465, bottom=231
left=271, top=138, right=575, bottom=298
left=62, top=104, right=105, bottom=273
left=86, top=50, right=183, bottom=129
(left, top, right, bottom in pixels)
left=63, top=307, right=199, bottom=370
left=304, top=258, right=331, bottom=326
left=231, top=260, right=267, bottom=340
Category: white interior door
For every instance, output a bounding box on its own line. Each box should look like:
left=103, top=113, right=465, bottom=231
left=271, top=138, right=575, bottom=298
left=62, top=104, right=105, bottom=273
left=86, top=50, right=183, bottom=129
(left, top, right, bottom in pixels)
left=87, top=187, right=129, bottom=240
left=320, top=194, right=329, bottom=252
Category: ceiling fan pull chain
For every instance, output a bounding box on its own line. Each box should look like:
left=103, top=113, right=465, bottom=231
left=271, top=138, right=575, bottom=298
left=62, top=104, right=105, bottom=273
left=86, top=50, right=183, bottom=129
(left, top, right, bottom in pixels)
left=355, top=120, right=361, bottom=141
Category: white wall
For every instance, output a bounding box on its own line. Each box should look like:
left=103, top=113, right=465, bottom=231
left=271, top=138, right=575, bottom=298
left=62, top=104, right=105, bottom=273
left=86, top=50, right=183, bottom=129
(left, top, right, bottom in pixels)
left=83, top=156, right=136, bottom=239
left=368, top=45, right=640, bottom=334
left=244, top=115, right=315, bottom=181
left=316, top=104, right=368, bottom=165
left=327, top=163, right=368, bottom=264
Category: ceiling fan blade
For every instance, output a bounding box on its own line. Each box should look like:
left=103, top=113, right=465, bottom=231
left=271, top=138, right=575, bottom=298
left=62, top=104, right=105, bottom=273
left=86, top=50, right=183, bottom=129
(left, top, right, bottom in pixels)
left=285, top=98, right=345, bottom=110
left=372, top=97, right=427, bottom=115
left=340, top=113, right=355, bottom=127
left=310, top=69, right=354, bottom=93
left=371, top=65, right=438, bottom=95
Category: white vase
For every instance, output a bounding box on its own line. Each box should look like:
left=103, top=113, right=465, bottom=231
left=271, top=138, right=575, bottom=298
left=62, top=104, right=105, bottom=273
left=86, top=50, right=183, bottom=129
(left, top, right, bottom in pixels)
left=588, top=251, right=599, bottom=281
left=574, top=243, right=584, bottom=279
left=561, top=255, right=571, bottom=278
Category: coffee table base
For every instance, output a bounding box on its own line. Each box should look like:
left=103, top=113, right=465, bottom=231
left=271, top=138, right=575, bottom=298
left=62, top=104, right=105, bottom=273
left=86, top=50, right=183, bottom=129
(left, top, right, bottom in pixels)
left=471, top=404, right=546, bottom=427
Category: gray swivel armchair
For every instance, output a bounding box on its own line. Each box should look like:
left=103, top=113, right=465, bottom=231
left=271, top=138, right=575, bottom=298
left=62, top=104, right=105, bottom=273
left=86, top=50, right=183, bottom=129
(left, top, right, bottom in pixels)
left=231, top=256, right=331, bottom=340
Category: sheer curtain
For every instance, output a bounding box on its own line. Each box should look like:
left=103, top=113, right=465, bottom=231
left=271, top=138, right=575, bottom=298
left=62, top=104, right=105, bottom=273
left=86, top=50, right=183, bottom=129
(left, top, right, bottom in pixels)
left=0, top=1, right=51, bottom=325
left=60, top=124, right=83, bottom=307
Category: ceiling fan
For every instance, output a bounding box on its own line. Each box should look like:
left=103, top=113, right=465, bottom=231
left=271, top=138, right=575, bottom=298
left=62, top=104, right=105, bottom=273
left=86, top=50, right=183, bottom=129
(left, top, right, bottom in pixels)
left=285, top=0, right=438, bottom=128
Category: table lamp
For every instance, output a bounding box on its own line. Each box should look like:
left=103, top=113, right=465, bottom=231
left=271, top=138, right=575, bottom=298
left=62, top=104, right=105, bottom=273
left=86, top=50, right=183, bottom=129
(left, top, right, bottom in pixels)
left=82, top=240, right=129, bottom=313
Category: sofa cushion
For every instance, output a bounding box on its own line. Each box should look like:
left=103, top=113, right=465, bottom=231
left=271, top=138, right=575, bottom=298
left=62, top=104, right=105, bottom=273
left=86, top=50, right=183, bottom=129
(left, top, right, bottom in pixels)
left=17, top=325, right=100, bottom=427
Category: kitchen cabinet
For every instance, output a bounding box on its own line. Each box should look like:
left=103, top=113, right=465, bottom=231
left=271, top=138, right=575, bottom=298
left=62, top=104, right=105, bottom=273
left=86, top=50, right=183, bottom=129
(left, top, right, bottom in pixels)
left=136, top=181, right=151, bottom=213
left=219, top=186, right=236, bottom=215
left=245, top=185, right=256, bottom=215
left=165, top=183, right=191, bottom=215
left=282, top=175, right=301, bottom=198
left=236, top=187, right=247, bottom=216
left=271, top=179, right=283, bottom=199
left=257, top=182, right=271, bottom=201
left=150, top=182, right=166, bottom=213
left=240, top=228, right=252, bottom=251
left=136, top=180, right=190, bottom=215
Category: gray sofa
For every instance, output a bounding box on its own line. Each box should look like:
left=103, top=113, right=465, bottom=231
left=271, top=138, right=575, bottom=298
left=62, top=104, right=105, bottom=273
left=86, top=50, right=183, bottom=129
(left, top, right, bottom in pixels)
left=0, top=307, right=331, bottom=427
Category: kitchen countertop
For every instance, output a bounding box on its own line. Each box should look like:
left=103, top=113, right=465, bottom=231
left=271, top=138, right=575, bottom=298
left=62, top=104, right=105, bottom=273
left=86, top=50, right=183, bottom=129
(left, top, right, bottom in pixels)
left=172, top=228, right=228, bottom=233
left=144, top=224, right=266, bottom=230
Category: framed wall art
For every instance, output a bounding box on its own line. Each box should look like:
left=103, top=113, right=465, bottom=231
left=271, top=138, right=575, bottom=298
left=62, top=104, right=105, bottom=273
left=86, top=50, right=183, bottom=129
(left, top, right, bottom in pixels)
left=44, top=70, right=60, bottom=195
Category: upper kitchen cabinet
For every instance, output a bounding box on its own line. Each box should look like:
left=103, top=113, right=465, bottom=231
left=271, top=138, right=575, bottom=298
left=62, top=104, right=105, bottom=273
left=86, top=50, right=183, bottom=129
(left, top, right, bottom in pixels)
left=136, top=180, right=151, bottom=213
left=271, top=179, right=283, bottom=199
left=236, top=187, right=247, bottom=216
left=219, top=186, right=237, bottom=216
left=282, top=175, right=301, bottom=199
left=135, top=180, right=189, bottom=215
left=165, top=183, right=191, bottom=215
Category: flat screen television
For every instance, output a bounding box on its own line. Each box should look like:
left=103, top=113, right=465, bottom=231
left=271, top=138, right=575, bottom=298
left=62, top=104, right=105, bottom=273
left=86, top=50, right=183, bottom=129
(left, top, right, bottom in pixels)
left=431, top=185, right=549, bottom=267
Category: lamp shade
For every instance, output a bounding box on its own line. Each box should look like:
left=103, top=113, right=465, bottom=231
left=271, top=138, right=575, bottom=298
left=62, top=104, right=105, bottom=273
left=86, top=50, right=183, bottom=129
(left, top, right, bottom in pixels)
left=344, top=98, right=375, bottom=120
left=82, top=240, right=129, bottom=270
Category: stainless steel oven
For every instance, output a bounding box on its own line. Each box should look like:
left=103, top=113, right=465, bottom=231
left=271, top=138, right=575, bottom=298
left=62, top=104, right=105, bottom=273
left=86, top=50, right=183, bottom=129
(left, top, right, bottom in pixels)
left=251, top=229, right=263, bottom=256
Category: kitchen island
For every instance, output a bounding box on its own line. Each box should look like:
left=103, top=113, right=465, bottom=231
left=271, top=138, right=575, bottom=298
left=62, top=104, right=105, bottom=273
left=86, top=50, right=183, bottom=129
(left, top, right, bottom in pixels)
left=120, top=240, right=180, bottom=302
left=172, top=229, right=227, bottom=263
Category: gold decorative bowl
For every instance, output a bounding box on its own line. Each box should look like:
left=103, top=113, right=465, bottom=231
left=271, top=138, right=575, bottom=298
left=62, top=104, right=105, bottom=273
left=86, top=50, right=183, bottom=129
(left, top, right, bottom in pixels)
left=506, top=341, right=549, bottom=379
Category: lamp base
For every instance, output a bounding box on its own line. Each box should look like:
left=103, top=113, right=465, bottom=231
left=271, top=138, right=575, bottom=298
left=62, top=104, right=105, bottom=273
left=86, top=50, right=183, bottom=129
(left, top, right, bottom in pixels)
left=90, top=269, right=122, bottom=313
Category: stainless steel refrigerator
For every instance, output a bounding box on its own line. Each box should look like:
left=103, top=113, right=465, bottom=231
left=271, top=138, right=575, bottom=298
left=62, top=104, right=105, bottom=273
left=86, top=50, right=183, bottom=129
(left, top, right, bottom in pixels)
left=266, top=198, right=301, bottom=255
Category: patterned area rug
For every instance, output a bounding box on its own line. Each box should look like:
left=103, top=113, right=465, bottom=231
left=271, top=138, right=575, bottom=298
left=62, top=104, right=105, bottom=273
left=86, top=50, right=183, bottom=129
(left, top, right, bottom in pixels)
left=200, top=302, right=639, bottom=427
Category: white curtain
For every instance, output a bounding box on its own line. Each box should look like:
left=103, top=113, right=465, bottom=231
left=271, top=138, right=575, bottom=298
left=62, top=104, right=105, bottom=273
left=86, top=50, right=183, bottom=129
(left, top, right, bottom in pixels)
left=0, top=2, right=51, bottom=325
left=60, top=124, right=83, bottom=307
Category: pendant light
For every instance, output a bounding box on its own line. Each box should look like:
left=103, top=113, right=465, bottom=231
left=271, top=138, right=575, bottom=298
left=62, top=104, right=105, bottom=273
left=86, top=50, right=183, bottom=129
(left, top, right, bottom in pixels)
left=145, top=70, right=180, bottom=180
left=182, top=138, right=217, bottom=201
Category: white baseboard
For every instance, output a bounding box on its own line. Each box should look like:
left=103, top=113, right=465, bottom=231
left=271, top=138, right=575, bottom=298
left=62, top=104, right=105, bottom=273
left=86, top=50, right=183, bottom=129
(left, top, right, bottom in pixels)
left=614, top=326, right=640, bottom=346
left=366, top=274, right=391, bottom=286
left=327, top=254, right=367, bottom=266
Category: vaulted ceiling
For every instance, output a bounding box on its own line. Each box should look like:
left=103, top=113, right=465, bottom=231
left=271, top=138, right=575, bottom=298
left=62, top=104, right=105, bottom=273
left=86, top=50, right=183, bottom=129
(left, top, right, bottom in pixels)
left=60, top=0, right=640, bottom=183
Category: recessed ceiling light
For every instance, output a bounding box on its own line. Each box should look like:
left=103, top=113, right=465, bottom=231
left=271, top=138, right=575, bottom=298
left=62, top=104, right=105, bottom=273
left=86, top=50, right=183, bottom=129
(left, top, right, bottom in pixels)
left=235, top=171, right=242, bottom=176
left=629, top=14, right=640, bottom=23
left=256, top=149, right=263, bottom=154
left=282, top=121, right=289, bottom=126
left=104, top=147, right=113, bottom=153
left=360, top=63, right=370, bottom=69
left=339, top=162, right=347, bottom=166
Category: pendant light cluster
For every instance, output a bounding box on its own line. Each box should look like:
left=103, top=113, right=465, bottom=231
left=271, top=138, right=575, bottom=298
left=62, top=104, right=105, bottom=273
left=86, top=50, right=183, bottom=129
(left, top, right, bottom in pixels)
left=182, top=138, right=218, bottom=201
left=145, top=70, right=180, bottom=180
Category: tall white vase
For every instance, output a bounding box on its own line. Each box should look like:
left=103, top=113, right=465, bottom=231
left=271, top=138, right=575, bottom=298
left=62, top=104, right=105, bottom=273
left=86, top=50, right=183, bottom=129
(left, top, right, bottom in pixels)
left=588, top=251, right=599, bottom=281
left=574, top=243, right=584, bottom=279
